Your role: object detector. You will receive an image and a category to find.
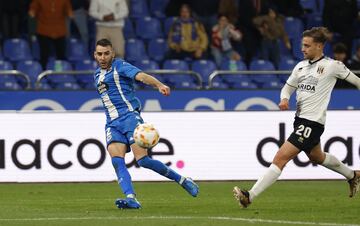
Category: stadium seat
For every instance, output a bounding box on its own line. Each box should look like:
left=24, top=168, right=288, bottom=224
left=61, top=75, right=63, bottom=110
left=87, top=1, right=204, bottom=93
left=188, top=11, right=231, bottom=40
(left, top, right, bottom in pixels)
left=66, top=38, right=89, bottom=62
left=162, top=59, right=197, bottom=89
left=30, top=35, right=40, bottom=60
left=292, top=38, right=303, bottom=60
left=305, top=13, right=323, bottom=29
left=124, top=18, right=136, bottom=39
left=135, top=17, right=163, bottom=40
left=150, top=0, right=170, bottom=18
left=300, top=0, right=317, bottom=13
left=148, top=38, right=168, bottom=63
left=278, top=58, right=297, bottom=83
left=164, top=17, right=178, bottom=35
left=352, top=38, right=360, bottom=56
left=16, top=60, right=44, bottom=89
left=46, top=60, right=80, bottom=90
left=125, top=38, right=148, bottom=63
left=0, top=48, right=3, bottom=60
left=3, top=38, right=33, bottom=62
left=0, top=60, right=22, bottom=90
left=249, top=59, right=280, bottom=88
left=133, top=59, right=164, bottom=88
left=191, top=60, right=217, bottom=87
left=75, top=59, right=98, bottom=89
left=218, top=60, right=257, bottom=89
left=130, top=0, right=149, bottom=19
left=284, top=17, right=304, bottom=40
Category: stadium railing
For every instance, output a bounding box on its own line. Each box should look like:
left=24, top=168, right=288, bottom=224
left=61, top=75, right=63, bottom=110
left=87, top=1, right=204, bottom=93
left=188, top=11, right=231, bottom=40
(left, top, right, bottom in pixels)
left=143, top=69, right=203, bottom=89
left=207, top=70, right=360, bottom=89
left=0, top=70, right=31, bottom=89
left=35, top=69, right=203, bottom=90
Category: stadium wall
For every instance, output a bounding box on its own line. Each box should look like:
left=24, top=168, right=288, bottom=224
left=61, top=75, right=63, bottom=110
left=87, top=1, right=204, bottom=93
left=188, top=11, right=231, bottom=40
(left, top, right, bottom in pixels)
left=0, top=111, right=359, bottom=182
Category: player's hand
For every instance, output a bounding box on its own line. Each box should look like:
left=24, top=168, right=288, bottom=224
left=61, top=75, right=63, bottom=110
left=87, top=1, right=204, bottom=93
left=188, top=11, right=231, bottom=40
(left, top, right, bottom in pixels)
left=278, top=99, right=289, bottom=110
left=103, top=13, right=114, bottom=21
left=158, top=84, right=170, bottom=96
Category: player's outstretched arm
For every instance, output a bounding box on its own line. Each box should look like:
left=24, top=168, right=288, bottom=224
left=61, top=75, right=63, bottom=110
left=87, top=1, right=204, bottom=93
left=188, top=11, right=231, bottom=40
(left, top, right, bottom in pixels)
left=345, top=72, right=360, bottom=90
left=279, top=83, right=296, bottom=110
left=135, top=72, right=171, bottom=96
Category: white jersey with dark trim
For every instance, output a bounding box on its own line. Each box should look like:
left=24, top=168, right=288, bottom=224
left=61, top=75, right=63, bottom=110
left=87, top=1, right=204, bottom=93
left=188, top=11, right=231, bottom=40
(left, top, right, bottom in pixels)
left=286, top=56, right=351, bottom=125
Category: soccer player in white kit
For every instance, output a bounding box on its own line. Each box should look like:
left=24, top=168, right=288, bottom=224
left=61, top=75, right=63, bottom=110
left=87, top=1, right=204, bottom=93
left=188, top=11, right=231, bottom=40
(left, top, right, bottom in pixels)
left=233, top=27, right=360, bottom=208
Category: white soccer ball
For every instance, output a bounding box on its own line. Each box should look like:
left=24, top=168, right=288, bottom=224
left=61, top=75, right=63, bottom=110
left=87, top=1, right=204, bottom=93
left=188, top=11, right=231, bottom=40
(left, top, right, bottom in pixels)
left=133, top=123, right=160, bottom=148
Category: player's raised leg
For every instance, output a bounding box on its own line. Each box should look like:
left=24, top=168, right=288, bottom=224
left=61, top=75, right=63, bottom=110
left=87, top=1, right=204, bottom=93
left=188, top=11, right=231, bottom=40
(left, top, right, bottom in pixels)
left=108, top=142, right=141, bottom=209
left=131, top=143, right=199, bottom=197
left=307, top=144, right=360, bottom=197
left=233, top=141, right=300, bottom=208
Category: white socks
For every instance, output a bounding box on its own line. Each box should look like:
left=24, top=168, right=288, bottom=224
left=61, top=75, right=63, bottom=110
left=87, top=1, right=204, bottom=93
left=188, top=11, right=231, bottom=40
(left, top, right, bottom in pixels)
left=249, top=164, right=282, bottom=202
left=321, top=153, right=354, bottom=180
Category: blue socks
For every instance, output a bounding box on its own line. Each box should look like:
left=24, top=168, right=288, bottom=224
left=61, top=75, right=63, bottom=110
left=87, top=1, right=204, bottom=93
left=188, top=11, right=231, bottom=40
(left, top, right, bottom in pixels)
left=111, top=157, right=135, bottom=196
left=137, top=156, right=182, bottom=183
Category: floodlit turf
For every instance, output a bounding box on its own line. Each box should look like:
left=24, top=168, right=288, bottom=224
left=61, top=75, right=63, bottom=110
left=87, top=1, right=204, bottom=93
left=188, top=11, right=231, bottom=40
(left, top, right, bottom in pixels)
left=0, top=181, right=359, bottom=226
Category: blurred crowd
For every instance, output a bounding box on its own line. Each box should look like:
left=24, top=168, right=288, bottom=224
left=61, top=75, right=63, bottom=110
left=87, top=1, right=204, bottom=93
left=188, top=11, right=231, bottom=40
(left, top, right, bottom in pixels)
left=0, top=0, right=360, bottom=90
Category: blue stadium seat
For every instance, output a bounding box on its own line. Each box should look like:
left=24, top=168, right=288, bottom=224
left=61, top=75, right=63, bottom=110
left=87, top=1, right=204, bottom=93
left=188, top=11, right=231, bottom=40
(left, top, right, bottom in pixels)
left=249, top=59, right=281, bottom=88
left=75, top=59, right=98, bottom=89
left=292, top=38, right=303, bottom=60
left=352, top=38, right=360, bottom=56
left=133, top=59, right=164, bottom=88
left=150, top=0, right=170, bottom=18
left=46, top=60, right=80, bottom=90
left=163, top=59, right=197, bottom=89
left=125, top=38, right=148, bottom=63
left=164, top=17, right=177, bottom=35
left=284, top=17, right=304, bottom=40
left=124, top=18, right=136, bottom=39
left=130, top=0, right=149, bottom=19
left=66, top=38, right=89, bottom=62
left=135, top=17, right=163, bottom=40
left=300, top=0, right=317, bottom=12
left=219, top=60, right=257, bottom=89
left=148, top=38, right=168, bottom=62
left=16, top=60, right=44, bottom=89
left=305, top=13, right=322, bottom=29
left=278, top=58, right=297, bottom=83
left=3, top=38, right=33, bottom=62
left=191, top=60, right=217, bottom=87
left=0, top=60, right=22, bottom=90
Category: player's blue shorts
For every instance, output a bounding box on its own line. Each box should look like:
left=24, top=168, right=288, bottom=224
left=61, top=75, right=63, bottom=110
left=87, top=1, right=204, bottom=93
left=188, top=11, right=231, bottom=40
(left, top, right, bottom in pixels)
left=105, top=111, right=144, bottom=152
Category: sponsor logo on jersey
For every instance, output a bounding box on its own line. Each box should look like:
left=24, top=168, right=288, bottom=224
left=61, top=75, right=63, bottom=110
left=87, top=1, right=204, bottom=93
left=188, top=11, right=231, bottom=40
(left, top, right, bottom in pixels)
left=298, top=83, right=316, bottom=92
left=317, top=66, right=324, bottom=75
left=97, top=81, right=109, bottom=94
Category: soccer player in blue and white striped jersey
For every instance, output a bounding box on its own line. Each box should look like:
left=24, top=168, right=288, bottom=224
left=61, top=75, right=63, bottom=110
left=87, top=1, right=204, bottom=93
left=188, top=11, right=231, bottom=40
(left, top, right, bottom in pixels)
left=93, top=39, right=199, bottom=209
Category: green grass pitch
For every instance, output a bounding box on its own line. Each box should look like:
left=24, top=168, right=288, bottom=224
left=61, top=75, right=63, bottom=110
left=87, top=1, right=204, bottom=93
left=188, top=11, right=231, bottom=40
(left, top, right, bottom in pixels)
left=0, top=181, right=359, bottom=226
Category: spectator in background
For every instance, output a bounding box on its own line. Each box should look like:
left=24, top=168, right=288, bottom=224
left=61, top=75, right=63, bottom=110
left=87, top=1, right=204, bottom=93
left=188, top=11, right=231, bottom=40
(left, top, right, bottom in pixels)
left=69, top=0, right=90, bottom=53
left=29, top=0, right=73, bottom=68
left=268, top=0, right=304, bottom=17
left=167, top=4, right=208, bottom=60
left=323, top=0, right=358, bottom=57
left=253, top=6, right=291, bottom=68
left=236, top=0, right=262, bottom=65
left=333, top=42, right=350, bottom=66
left=333, top=42, right=354, bottom=89
left=211, top=14, right=242, bottom=67
left=89, top=0, right=128, bottom=58
left=0, top=0, right=29, bottom=39
left=349, top=44, right=360, bottom=71
left=218, top=0, right=238, bottom=25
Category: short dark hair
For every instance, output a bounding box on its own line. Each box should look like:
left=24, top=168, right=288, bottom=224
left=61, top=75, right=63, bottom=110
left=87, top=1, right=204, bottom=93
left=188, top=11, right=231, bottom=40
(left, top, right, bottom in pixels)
left=333, top=42, right=347, bottom=54
left=302, top=27, right=331, bottom=44
left=96, top=39, right=112, bottom=47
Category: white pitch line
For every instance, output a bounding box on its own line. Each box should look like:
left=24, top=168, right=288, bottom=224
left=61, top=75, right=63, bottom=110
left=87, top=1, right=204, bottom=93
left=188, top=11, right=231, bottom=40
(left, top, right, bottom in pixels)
left=0, top=216, right=358, bottom=226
